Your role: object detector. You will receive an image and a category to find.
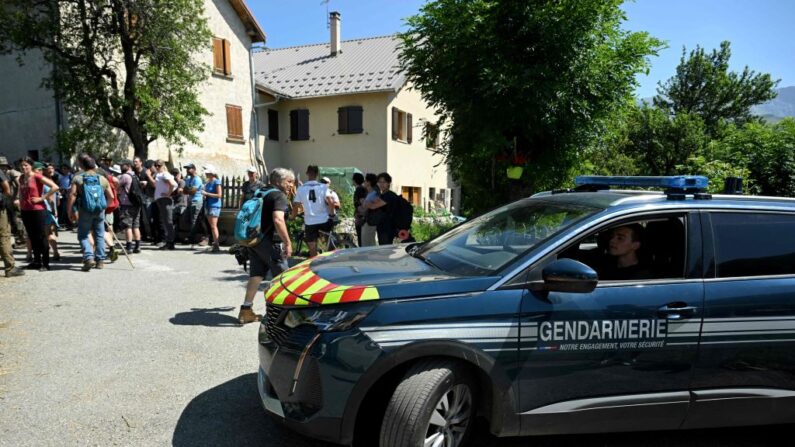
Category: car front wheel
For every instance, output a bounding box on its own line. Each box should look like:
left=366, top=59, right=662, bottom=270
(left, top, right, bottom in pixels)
left=380, top=359, right=476, bottom=447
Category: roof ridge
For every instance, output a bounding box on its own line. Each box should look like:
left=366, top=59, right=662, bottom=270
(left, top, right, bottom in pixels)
left=254, top=33, right=398, bottom=54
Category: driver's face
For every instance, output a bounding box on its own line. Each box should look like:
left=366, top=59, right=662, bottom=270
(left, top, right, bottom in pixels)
left=608, top=227, right=639, bottom=257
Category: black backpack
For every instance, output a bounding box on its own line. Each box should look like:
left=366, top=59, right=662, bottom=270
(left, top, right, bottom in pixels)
left=393, top=195, right=414, bottom=231
left=126, top=172, right=145, bottom=206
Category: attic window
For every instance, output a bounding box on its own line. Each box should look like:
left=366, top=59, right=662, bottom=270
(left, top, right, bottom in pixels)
left=212, top=37, right=232, bottom=76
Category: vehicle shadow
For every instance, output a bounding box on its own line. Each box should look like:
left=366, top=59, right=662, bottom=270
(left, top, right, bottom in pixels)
left=169, top=307, right=241, bottom=327
left=171, top=373, right=332, bottom=447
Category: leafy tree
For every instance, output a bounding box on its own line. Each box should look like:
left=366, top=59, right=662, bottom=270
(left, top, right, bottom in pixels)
left=654, top=41, right=778, bottom=136
left=623, top=104, right=709, bottom=175
left=0, top=0, right=212, bottom=159
left=400, top=0, right=663, bottom=213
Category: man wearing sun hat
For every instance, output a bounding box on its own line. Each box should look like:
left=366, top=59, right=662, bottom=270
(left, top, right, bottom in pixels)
left=240, top=166, right=263, bottom=207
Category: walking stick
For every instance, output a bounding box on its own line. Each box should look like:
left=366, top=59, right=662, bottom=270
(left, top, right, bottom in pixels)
left=111, top=231, right=135, bottom=269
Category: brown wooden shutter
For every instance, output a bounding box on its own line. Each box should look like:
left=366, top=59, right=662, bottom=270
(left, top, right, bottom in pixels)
left=213, top=38, right=224, bottom=73
left=338, top=107, right=348, bottom=134
left=223, top=39, right=232, bottom=75
left=226, top=105, right=243, bottom=139
left=407, top=113, right=413, bottom=143
left=392, top=107, right=399, bottom=140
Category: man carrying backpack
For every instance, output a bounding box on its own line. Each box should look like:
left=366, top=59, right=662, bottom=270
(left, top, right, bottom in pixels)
left=365, top=172, right=411, bottom=245
left=118, top=160, right=143, bottom=253
left=238, top=167, right=294, bottom=324
left=67, top=154, right=114, bottom=272
left=183, top=163, right=204, bottom=246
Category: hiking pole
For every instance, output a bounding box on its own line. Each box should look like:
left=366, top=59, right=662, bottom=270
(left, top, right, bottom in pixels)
left=111, top=230, right=135, bottom=269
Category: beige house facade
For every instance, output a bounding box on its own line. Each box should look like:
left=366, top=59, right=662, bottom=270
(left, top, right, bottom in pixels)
left=0, top=0, right=265, bottom=176
left=254, top=17, right=459, bottom=213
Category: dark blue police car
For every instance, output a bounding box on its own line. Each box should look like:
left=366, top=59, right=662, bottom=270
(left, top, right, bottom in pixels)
left=258, top=176, right=795, bottom=447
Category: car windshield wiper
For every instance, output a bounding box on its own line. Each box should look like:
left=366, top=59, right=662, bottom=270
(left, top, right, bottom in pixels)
left=410, top=250, right=442, bottom=270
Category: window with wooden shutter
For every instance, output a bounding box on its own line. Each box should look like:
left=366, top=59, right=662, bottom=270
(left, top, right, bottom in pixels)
left=226, top=104, right=243, bottom=142
left=425, top=122, right=440, bottom=149
left=338, top=106, right=363, bottom=134
left=212, top=37, right=232, bottom=76
left=391, top=107, right=411, bottom=143
left=290, top=109, right=310, bottom=141
left=267, top=109, right=279, bottom=141
left=401, top=186, right=421, bottom=206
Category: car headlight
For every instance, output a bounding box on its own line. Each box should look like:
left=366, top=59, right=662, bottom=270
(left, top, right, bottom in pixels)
left=283, top=303, right=376, bottom=332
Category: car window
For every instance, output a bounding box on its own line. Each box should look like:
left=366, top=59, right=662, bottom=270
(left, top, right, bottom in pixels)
left=417, top=199, right=599, bottom=276
left=557, top=215, right=687, bottom=282
left=711, top=212, right=795, bottom=278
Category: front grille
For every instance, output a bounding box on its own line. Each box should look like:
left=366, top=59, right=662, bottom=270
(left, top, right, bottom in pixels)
left=265, top=304, right=289, bottom=345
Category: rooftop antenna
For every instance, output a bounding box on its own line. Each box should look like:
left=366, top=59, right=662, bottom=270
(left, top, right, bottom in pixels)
left=321, top=0, right=331, bottom=28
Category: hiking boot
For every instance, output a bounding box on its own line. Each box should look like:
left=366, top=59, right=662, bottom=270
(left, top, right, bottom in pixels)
left=82, top=260, right=95, bottom=272
left=211, top=243, right=221, bottom=253
left=95, top=261, right=105, bottom=270
left=133, top=242, right=141, bottom=254
left=24, top=262, right=42, bottom=270
left=109, top=248, right=119, bottom=262
left=5, top=267, right=25, bottom=278
left=238, top=306, right=262, bottom=324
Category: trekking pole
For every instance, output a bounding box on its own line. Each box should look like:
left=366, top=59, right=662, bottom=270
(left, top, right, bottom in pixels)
left=111, top=231, right=135, bottom=269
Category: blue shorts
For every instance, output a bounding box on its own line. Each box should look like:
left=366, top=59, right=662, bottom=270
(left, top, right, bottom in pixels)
left=206, top=207, right=221, bottom=217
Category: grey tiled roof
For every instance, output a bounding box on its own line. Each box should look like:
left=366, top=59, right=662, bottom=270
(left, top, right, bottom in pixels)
left=253, top=35, right=405, bottom=99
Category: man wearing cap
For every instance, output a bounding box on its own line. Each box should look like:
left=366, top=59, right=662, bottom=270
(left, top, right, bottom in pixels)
left=0, top=156, right=24, bottom=277
left=240, top=166, right=264, bottom=207
left=118, top=160, right=142, bottom=253
left=153, top=160, right=177, bottom=250
left=57, top=164, right=74, bottom=230
left=182, top=163, right=204, bottom=246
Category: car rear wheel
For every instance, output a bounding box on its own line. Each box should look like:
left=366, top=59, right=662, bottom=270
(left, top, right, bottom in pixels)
left=380, top=359, right=476, bottom=447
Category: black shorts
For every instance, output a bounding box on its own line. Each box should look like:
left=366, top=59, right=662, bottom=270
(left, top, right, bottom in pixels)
left=248, top=240, right=288, bottom=278
left=119, top=205, right=141, bottom=230
left=304, top=223, right=326, bottom=242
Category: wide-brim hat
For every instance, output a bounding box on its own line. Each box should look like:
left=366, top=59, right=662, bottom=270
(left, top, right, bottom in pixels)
left=109, top=164, right=122, bottom=175
left=246, top=166, right=257, bottom=173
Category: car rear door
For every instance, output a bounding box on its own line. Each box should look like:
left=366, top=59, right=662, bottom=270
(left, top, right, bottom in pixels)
left=684, top=210, right=795, bottom=429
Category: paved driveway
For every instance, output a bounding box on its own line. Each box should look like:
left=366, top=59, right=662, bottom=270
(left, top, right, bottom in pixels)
left=0, top=234, right=789, bottom=446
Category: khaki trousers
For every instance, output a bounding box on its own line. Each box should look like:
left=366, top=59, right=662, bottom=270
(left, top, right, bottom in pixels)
left=0, top=210, right=15, bottom=273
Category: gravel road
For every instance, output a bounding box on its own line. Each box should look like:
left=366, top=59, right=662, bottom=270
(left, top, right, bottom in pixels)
left=0, top=233, right=789, bottom=446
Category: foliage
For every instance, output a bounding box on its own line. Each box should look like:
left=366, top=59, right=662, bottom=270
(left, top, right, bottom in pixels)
left=411, top=219, right=457, bottom=243
left=400, top=0, right=663, bottom=214
left=654, top=41, right=778, bottom=136
left=675, top=155, right=749, bottom=194
left=0, top=0, right=212, bottom=159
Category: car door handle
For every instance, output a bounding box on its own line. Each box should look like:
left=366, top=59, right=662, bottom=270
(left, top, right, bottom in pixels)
left=657, top=302, right=698, bottom=320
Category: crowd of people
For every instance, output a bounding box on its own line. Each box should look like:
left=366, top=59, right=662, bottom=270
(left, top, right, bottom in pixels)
left=2, top=154, right=413, bottom=327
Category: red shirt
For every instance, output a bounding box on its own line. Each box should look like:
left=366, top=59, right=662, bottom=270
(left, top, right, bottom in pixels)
left=19, top=173, right=46, bottom=211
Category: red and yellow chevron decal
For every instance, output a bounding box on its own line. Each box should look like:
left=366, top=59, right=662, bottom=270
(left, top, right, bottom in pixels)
left=264, top=254, right=379, bottom=306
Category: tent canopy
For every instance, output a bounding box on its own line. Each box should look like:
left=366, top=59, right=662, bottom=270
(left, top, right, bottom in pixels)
left=318, top=167, right=363, bottom=195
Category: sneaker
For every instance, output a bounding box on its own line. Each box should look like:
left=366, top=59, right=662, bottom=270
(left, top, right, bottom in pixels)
left=82, top=260, right=95, bottom=272
left=95, top=261, right=105, bottom=270
left=5, top=267, right=25, bottom=278
left=133, top=243, right=141, bottom=254
left=238, top=306, right=262, bottom=324
left=23, top=262, right=42, bottom=270
left=198, top=238, right=209, bottom=247
left=211, top=244, right=221, bottom=253
left=38, top=265, right=49, bottom=272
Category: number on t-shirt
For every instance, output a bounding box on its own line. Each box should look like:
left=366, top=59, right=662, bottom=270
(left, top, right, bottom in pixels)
left=309, top=189, right=317, bottom=203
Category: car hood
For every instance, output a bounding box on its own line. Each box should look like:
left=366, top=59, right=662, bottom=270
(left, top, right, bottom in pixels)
left=264, top=246, right=497, bottom=306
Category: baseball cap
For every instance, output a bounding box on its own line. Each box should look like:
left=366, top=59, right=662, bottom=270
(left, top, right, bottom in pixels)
left=246, top=166, right=257, bottom=173
left=120, top=159, right=133, bottom=166
left=184, top=163, right=196, bottom=169
left=33, top=161, right=45, bottom=170
left=203, top=164, right=218, bottom=175
left=320, top=176, right=331, bottom=184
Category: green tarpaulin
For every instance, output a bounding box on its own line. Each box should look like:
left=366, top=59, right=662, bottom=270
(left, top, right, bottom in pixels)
left=318, top=167, right=363, bottom=195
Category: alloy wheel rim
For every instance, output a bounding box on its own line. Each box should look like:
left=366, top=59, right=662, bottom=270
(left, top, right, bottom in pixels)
left=424, top=383, right=472, bottom=447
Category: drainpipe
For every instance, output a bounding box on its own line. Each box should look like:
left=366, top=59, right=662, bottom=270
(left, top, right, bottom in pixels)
left=249, top=46, right=268, bottom=176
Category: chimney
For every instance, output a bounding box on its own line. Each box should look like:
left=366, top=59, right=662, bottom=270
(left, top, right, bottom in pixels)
left=330, top=11, right=341, bottom=56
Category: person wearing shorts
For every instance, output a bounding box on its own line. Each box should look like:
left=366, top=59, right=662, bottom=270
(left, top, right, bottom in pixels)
left=201, top=165, right=222, bottom=252
left=118, top=160, right=142, bottom=253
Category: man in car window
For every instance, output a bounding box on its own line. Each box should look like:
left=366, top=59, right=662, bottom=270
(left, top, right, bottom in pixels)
left=600, top=224, right=653, bottom=281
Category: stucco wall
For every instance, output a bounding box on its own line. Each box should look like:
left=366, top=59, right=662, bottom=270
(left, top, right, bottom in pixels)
left=0, top=51, right=59, bottom=162
left=266, top=92, right=389, bottom=181
left=386, top=84, right=458, bottom=212
left=148, top=0, right=258, bottom=176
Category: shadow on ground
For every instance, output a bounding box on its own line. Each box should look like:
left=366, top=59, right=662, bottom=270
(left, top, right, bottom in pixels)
left=172, top=374, right=331, bottom=447
left=169, top=307, right=241, bottom=327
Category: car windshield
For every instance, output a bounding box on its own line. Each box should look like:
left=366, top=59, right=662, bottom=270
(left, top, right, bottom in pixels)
left=415, top=199, right=599, bottom=276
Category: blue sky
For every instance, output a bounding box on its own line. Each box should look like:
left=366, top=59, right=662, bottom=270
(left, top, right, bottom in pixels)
left=249, top=0, right=795, bottom=98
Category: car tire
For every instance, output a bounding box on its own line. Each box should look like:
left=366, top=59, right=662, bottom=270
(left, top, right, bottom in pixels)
left=380, top=359, right=476, bottom=447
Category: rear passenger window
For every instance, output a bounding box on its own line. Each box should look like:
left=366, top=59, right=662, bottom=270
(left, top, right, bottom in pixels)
left=712, top=213, right=795, bottom=278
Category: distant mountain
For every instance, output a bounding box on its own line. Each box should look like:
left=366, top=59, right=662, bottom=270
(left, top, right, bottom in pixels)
left=753, top=86, right=795, bottom=122
left=640, top=86, right=795, bottom=123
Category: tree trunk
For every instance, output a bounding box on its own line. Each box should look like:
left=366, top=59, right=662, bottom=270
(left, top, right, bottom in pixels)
left=125, top=118, right=149, bottom=159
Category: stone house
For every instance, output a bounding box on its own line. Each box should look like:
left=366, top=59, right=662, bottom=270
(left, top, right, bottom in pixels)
left=253, top=12, right=460, bottom=213
left=0, top=0, right=266, bottom=176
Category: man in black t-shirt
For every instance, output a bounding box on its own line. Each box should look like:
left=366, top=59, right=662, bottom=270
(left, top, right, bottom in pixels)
left=238, top=167, right=295, bottom=324
left=365, top=172, right=400, bottom=245
left=352, top=172, right=367, bottom=246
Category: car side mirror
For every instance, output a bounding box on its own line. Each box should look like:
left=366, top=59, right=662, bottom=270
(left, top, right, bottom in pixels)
left=541, top=258, right=598, bottom=293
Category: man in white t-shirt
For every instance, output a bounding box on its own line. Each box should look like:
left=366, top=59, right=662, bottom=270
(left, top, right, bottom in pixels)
left=153, top=160, right=178, bottom=250
left=292, top=165, right=334, bottom=257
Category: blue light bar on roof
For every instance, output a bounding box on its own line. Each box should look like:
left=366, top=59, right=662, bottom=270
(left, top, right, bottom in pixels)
left=574, top=175, right=709, bottom=191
